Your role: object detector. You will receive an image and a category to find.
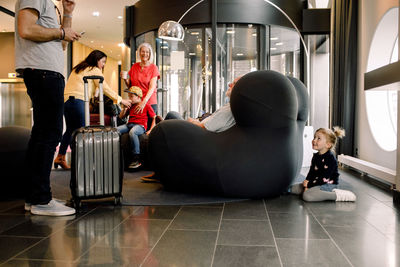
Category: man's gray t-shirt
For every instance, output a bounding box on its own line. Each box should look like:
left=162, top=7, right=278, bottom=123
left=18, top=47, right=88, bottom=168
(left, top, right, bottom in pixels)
left=203, top=103, right=235, bottom=133
left=15, top=0, right=64, bottom=75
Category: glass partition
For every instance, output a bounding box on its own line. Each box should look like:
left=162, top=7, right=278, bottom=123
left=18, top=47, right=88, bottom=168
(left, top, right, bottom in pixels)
left=216, top=24, right=259, bottom=109
left=269, top=26, right=301, bottom=78
left=0, top=81, right=31, bottom=128
left=133, top=23, right=303, bottom=118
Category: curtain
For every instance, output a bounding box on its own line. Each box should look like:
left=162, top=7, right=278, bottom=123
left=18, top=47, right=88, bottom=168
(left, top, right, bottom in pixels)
left=331, top=0, right=358, bottom=156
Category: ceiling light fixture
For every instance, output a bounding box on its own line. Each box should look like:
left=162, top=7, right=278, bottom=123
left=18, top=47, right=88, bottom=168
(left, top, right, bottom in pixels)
left=92, top=11, right=100, bottom=17
left=270, top=37, right=279, bottom=40
left=275, top=42, right=283, bottom=46
left=236, top=53, right=244, bottom=56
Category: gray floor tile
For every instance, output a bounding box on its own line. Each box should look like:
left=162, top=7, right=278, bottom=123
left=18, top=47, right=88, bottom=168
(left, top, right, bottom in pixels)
left=213, top=245, right=281, bottom=267
left=78, top=245, right=144, bottom=267
left=0, top=236, right=41, bottom=264
left=4, top=259, right=76, bottom=266
left=141, top=229, right=217, bottom=267
left=265, top=194, right=306, bottom=214
left=129, top=206, right=180, bottom=220
left=0, top=200, right=25, bottom=214
left=223, top=200, right=267, bottom=220
left=269, top=212, right=329, bottom=239
left=304, top=201, right=359, bottom=216
left=15, top=229, right=94, bottom=261
left=356, top=202, right=400, bottom=238
left=169, top=206, right=222, bottom=230
left=65, top=207, right=130, bottom=234
left=96, top=218, right=170, bottom=248
left=314, top=211, right=370, bottom=227
left=325, top=224, right=400, bottom=267
left=0, top=214, right=30, bottom=234
left=2, top=215, right=76, bottom=238
left=217, top=220, right=274, bottom=246
left=276, top=239, right=351, bottom=267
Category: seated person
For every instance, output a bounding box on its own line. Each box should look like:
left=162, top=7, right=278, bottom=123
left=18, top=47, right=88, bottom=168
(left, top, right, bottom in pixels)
left=142, top=76, right=241, bottom=182
left=117, top=86, right=156, bottom=169
left=163, top=76, right=241, bottom=130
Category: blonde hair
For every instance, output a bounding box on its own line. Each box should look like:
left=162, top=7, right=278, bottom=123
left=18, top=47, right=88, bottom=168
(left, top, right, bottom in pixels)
left=137, top=42, right=154, bottom=63
left=316, top=126, right=345, bottom=152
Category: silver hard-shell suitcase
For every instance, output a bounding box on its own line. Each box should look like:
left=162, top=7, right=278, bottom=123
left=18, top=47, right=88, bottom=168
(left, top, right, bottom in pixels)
left=70, top=75, right=123, bottom=208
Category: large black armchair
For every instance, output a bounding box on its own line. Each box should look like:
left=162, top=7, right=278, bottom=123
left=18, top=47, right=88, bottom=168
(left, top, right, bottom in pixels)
left=148, top=70, right=309, bottom=198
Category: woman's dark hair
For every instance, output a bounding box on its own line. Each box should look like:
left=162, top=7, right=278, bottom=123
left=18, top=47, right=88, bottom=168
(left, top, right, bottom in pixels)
left=73, top=50, right=107, bottom=74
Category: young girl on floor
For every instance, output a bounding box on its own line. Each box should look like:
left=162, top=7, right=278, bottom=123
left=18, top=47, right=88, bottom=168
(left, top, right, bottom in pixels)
left=290, top=127, right=356, bottom=202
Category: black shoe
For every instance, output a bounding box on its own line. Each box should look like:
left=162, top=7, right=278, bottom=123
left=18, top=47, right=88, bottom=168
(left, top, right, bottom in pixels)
left=141, top=173, right=160, bottom=183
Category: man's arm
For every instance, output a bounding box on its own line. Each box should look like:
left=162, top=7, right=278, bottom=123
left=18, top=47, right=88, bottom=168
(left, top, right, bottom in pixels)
left=187, top=117, right=206, bottom=129
left=60, top=0, right=76, bottom=50
left=18, top=1, right=80, bottom=48
left=18, top=9, right=62, bottom=42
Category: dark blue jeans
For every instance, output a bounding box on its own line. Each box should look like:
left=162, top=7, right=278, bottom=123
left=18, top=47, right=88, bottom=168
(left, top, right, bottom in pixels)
left=59, top=97, right=85, bottom=155
left=23, top=68, right=65, bottom=205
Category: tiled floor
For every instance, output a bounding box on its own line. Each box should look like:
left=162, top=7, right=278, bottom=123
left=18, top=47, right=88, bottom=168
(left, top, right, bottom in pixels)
left=0, top=167, right=399, bottom=266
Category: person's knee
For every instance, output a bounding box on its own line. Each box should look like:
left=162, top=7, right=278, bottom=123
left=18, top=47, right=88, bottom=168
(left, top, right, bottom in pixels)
left=132, top=126, right=144, bottom=135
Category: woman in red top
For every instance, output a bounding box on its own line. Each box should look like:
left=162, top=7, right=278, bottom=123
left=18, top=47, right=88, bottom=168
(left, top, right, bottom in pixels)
left=122, top=43, right=160, bottom=114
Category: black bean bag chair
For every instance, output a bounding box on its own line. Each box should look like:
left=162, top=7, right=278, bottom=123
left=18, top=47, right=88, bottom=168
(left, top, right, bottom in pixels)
left=0, top=126, right=31, bottom=199
left=148, top=70, right=309, bottom=198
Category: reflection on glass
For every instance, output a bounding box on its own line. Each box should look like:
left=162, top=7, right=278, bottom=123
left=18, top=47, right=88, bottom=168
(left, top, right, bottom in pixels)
left=270, top=26, right=300, bottom=78
left=308, top=34, right=330, bottom=129
left=0, top=81, right=31, bottom=128
left=157, top=27, right=211, bottom=118
left=217, top=24, right=258, bottom=109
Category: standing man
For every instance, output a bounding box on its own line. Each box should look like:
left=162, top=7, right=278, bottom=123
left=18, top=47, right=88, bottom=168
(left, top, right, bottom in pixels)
left=15, top=0, right=81, bottom=216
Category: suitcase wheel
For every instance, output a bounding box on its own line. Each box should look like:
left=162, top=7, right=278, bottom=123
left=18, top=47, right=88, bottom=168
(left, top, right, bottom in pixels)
left=72, top=198, right=82, bottom=209
left=114, top=196, right=121, bottom=206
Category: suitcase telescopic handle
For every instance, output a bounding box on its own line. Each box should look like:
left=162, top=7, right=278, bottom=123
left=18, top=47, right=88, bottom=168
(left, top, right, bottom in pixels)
left=83, top=75, right=105, bottom=127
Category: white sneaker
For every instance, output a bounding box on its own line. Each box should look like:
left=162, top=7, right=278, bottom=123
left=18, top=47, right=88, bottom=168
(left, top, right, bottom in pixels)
left=30, top=199, right=76, bottom=216
left=333, top=189, right=357, bottom=202
left=25, top=198, right=67, bottom=211
left=128, top=160, right=141, bottom=169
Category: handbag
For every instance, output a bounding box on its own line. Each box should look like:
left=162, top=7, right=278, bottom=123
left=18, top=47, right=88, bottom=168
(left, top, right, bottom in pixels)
left=90, top=94, right=119, bottom=116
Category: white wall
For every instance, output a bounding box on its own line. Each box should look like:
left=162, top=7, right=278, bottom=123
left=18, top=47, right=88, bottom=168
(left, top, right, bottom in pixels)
left=356, top=0, right=398, bottom=170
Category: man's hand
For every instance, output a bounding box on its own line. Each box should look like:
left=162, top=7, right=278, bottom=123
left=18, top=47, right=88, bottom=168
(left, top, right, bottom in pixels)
left=302, top=180, right=309, bottom=188
left=63, top=27, right=81, bottom=42
left=62, top=0, right=76, bottom=15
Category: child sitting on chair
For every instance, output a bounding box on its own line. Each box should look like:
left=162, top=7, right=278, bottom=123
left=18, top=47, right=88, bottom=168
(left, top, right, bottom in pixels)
left=290, top=127, right=356, bottom=202
left=117, top=86, right=156, bottom=169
